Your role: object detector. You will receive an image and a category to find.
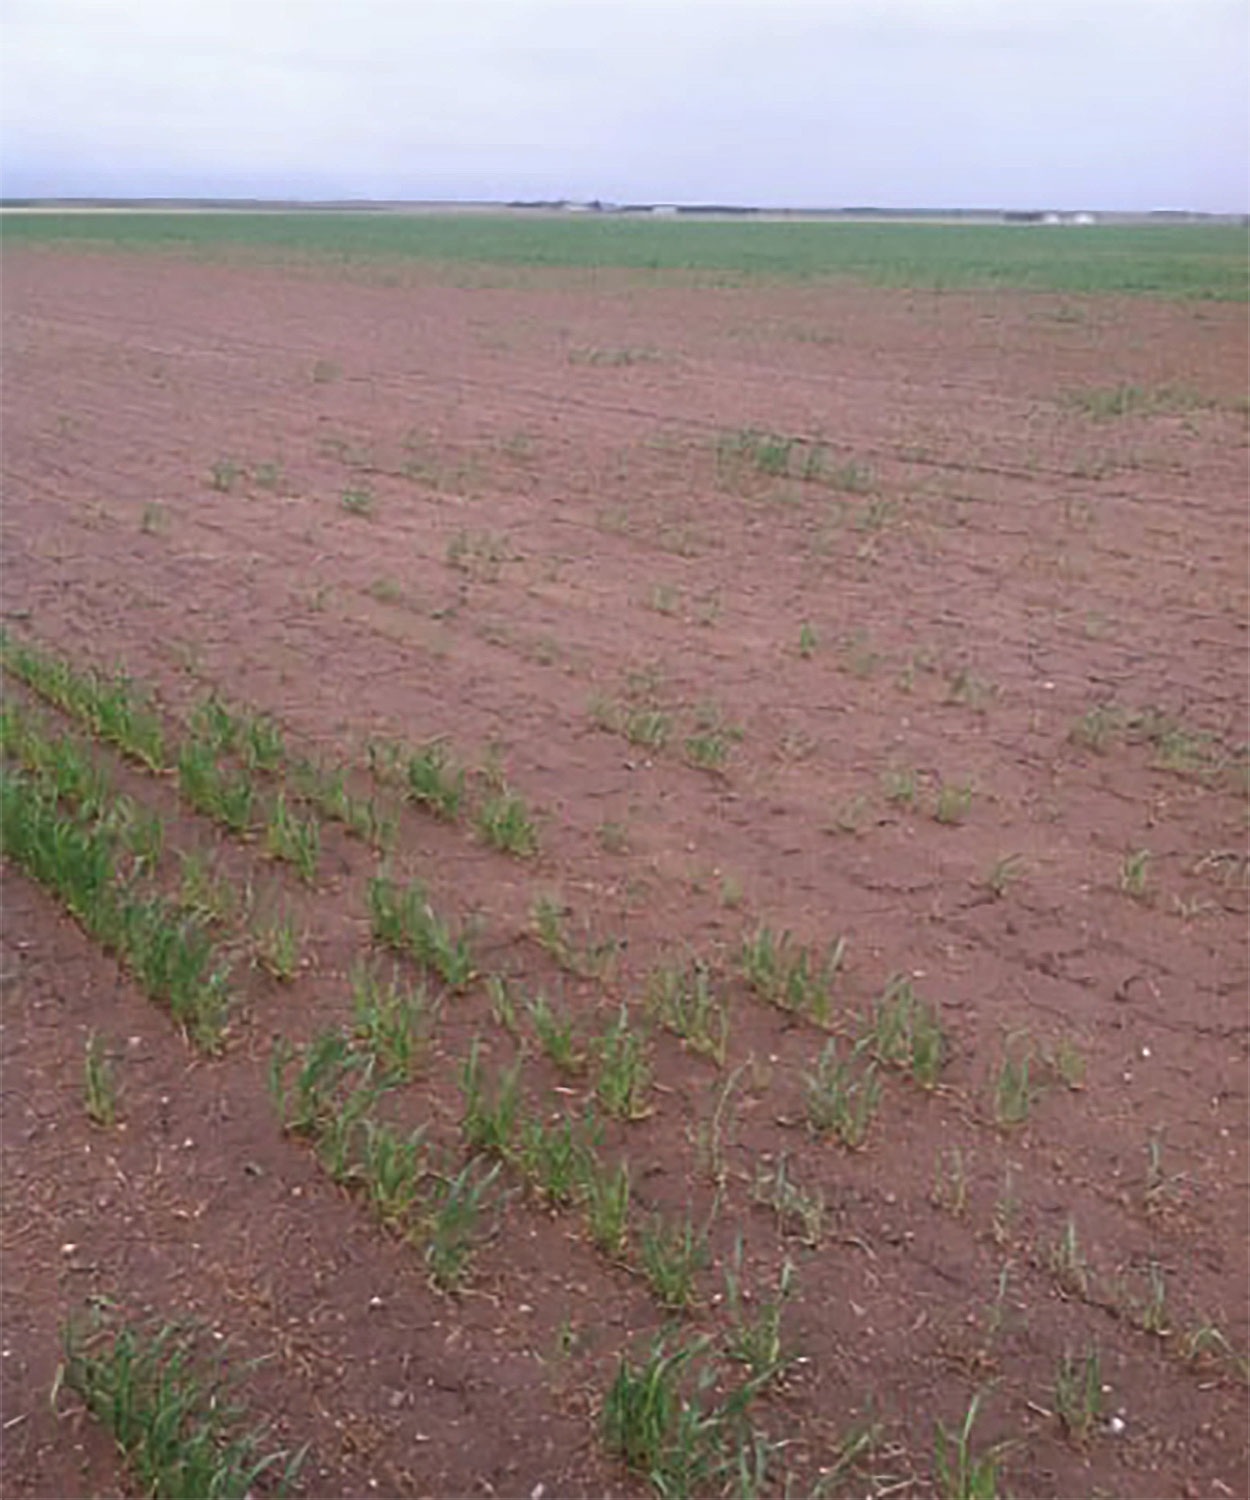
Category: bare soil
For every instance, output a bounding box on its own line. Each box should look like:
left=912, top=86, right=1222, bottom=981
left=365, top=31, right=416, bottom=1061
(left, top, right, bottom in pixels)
left=2, top=248, right=1247, bottom=1499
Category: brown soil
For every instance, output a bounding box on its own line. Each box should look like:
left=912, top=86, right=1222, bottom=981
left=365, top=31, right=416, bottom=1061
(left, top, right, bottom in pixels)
left=2, top=247, right=1247, bottom=1499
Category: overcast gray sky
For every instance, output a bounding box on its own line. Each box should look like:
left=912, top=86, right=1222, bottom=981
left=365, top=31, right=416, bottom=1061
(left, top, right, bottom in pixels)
left=2, top=0, right=1246, bottom=210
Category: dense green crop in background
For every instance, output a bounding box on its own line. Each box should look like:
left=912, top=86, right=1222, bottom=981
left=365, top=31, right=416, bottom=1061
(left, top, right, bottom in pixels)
left=2, top=211, right=1245, bottom=298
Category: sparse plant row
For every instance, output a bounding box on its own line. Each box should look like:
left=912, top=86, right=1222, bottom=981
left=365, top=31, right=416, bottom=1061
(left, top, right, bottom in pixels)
left=2, top=635, right=396, bottom=863
left=0, top=759, right=232, bottom=1051
left=269, top=1027, right=501, bottom=1292
left=1068, top=700, right=1244, bottom=788
left=58, top=1307, right=306, bottom=1500
left=716, top=427, right=875, bottom=495
left=366, top=736, right=539, bottom=855
left=588, top=690, right=743, bottom=774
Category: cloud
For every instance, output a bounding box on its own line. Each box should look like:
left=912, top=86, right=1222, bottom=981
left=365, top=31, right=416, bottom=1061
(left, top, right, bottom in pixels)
left=2, top=0, right=1245, bottom=208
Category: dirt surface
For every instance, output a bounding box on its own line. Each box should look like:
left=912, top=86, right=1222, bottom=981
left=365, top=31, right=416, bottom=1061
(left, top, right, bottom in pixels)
left=2, top=248, right=1247, bottom=1499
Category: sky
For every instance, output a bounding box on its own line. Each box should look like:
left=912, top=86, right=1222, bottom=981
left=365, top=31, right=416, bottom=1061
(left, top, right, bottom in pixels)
left=2, top=0, right=1246, bottom=212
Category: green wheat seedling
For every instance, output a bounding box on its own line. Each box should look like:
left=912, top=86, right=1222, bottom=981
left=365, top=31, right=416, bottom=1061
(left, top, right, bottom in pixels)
left=476, top=785, right=539, bottom=857
left=645, top=958, right=729, bottom=1066
left=531, top=892, right=573, bottom=965
left=485, top=974, right=522, bottom=1037
left=177, top=850, right=236, bottom=925
left=458, top=1040, right=523, bottom=1160
left=251, top=903, right=303, bottom=983
left=269, top=1030, right=366, bottom=1140
left=1048, top=1216, right=1091, bottom=1300
left=112, top=800, right=165, bottom=877
left=717, top=427, right=794, bottom=482
left=290, top=758, right=395, bottom=848
left=189, top=695, right=240, bottom=756
left=983, top=854, right=1025, bottom=900
left=882, top=765, right=918, bottom=807
left=594, top=1005, right=653, bottom=1120
left=84, top=1032, right=119, bottom=1127
left=860, top=975, right=947, bottom=1088
left=1136, top=1261, right=1172, bottom=1337
left=253, top=459, right=283, bottom=491
left=1, top=766, right=118, bottom=928
left=581, top=1153, right=632, bottom=1259
left=623, top=705, right=672, bottom=751
left=526, top=990, right=585, bottom=1074
left=358, top=1118, right=428, bottom=1231
left=751, top=1154, right=825, bottom=1245
left=931, top=1146, right=969, bottom=1217
left=803, top=1038, right=881, bottom=1148
left=639, top=1211, right=710, bottom=1311
left=59, top=1309, right=305, bottom=1500
left=602, top=1335, right=700, bottom=1476
left=1054, top=1345, right=1103, bottom=1444
left=313, top=1076, right=378, bottom=1185
left=946, top=668, right=997, bottom=714
left=114, top=894, right=231, bottom=1050
left=1119, top=848, right=1151, bottom=899
left=446, top=528, right=509, bottom=581
left=263, top=793, right=320, bottom=883
left=177, top=741, right=256, bottom=834
left=0, top=704, right=112, bottom=818
left=934, top=780, right=974, bottom=825
left=738, top=924, right=844, bottom=1026
left=240, top=712, right=285, bottom=774
left=1043, top=1036, right=1087, bottom=1092
left=209, top=457, right=241, bottom=492
left=350, top=962, right=434, bottom=1082
left=405, top=741, right=465, bottom=820
left=420, top=1155, right=502, bottom=1292
left=797, top=621, right=818, bottom=658
left=723, top=1236, right=795, bottom=1379
left=367, top=873, right=475, bottom=989
left=517, top=1112, right=593, bottom=1210
left=991, top=1037, right=1042, bottom=1129
left=933, top=1390, right=1005, bottom=1500
left=341, top=484, right=375, bottom=516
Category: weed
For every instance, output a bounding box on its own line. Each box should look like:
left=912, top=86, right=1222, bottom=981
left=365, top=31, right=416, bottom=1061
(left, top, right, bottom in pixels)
left=421, top=1156, right=502, bottom=1292
left=1054, top=1345, right=1103, bottom=1444
left=684, top=728, right=735, bottom=773
left=59, top=1309, right=304, bottom=1500
left=526, top=990, right=584, bottom=1074
left=723, top=1236, right=795, bottom=1378
left=264, top=793, right=320, bottom=884
left=405, top=741, right=465, bottom=821
left=934, top=1390, right=1005, bottom=1500
left=350, top=961, right=433, bottom=1081
left=984, top=854, right=1025, bottom=899
left=739, top=924, right=844, bottom=1025
left=582, top=1155, right=632, bottom=1258
left=476, top=786, right=539, bottom=857
left=367, top=873, right=475, bottom=989
left=935, top=780, right=974, bottom=825
left=594, top=1005, right=653, bottom=1121
left=640, top=1211, right=709, bottom=1311
left=1119, top=848, right=1151, bottom=899
left=84, top=1032, right=119, bottom=1127
left=803, top=1038, right=881, bottom=1148
left=646, top=958, right=729, bottom=1065
left=751, top=1154, right=825, bottom=1245
left=458, top=1040, right=523, bottom=1160
left=341, top=485, right=374, bottom=517
left=860, top=974, right=946, bottom=1088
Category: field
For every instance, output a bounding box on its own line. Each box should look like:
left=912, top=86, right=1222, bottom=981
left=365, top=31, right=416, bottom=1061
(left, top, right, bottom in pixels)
left=1, top=214, right=1247, bottom=1498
